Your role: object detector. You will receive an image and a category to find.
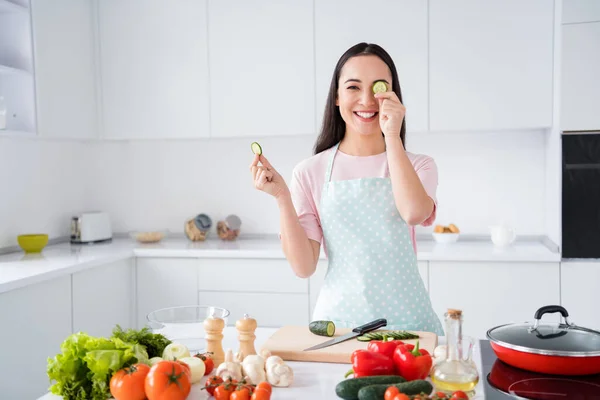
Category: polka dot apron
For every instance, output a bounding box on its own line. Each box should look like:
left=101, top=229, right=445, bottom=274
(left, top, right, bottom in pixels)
left=312, top=143, right=443, bottom=335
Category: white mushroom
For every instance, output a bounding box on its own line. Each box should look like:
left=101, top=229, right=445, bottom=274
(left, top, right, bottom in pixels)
left=216, top=349, right=243, bottom=381
left=242, top=354, right=267, bottom=385
left=265, top=355, right=294, bottom=387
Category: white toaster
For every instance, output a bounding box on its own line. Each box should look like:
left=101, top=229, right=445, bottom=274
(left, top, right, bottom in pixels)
left=70, top=212, right=113, bottom=244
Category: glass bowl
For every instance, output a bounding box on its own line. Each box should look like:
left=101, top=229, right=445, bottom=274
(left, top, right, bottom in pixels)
left=146, top=305, right=230, bottom=353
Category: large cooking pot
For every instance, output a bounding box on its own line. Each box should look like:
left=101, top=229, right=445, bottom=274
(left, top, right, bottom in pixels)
left=486, top=305, right=600, bottom=375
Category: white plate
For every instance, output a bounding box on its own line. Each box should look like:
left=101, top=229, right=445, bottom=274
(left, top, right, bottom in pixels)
left=432, top=232, right=459, bottom=244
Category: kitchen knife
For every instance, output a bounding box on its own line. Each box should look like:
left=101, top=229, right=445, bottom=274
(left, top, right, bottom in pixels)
left=303, top=318, right=387, bottom=351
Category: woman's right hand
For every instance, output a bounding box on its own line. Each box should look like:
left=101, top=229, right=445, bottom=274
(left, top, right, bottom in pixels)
left=250, top=154, right=290, bottom=199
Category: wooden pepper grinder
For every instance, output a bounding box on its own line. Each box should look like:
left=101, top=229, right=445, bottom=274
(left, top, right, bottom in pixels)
left=204, top=316, right=225, bottom=366
left=236, top=313, right=257, bottom=356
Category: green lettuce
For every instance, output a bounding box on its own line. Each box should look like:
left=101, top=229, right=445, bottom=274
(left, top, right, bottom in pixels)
left=47, top=332, right=149, bottom=400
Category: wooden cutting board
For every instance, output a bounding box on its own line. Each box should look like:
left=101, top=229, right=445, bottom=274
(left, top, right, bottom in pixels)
left=259, top=326, right=438, bottom=364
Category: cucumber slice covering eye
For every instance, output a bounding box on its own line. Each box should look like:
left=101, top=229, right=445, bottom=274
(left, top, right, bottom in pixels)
left=372, top=81, right=388, bottom=94
left=251, top=141, right=262, bottom=155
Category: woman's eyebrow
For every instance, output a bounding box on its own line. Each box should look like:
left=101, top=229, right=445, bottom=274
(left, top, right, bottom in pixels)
left=343, top=78, right=390, bottom=84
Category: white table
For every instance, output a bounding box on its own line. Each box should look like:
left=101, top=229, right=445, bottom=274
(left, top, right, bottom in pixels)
left=39, top=327, right=486, bottom=399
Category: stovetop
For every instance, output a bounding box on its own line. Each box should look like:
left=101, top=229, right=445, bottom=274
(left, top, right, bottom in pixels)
left=479, top=340, right=600, bottom=399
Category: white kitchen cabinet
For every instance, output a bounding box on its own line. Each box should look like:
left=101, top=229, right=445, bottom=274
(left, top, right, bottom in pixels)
left=0, top=275, right=71, bottom=399
left=72, top=259, right=134, bottom=337
left=314, top=0, right=428, bottom=133
left=563, top=0, right=600, bottom=24
left=429, top=261, right=560, bottom=339
left=0, top=0, right=36, bottom=135
left=30, top=0, right=97, bottom=139
left=98, top=0, right=210, bottom=139
left=136, top=258, right=199, bottom=329
left=429, top=0, right=554, bottom=131
left=208, top=0, right=314, bottom=138
left=561, top=22, right=600, bottom=131
left=561, top=261, right=600, bottom=330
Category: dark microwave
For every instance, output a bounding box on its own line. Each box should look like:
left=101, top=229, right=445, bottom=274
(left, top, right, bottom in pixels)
left=562, top=132, right=600, bottom=258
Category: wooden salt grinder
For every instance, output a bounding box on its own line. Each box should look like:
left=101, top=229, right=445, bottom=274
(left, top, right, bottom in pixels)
left=204, top=316, right=225, bottom=366
left=236, top=313, right=257, bottom=356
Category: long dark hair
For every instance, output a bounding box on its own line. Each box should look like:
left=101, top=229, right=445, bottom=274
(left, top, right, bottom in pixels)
left=313, top=43, right=406, bottom=155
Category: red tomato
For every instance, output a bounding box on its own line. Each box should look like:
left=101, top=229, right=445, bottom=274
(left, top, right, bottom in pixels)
left=214, top=383, right=235, bottom=400
left=194, top=352, right=215, bottom=375
left=392, top=394, right=410, bottom=400
left=250, top=387, right=271, bottom=400
left=144, top=361, right=191, bottom=400
left=109, top=363, right=150, bottom=400
left=256, top=381, right=272, bottom=394
left=384, top=386, right=400, bottom=400
left=205, top=375, right=224, bottom=396
left=436, top=392, right=448, bottom=399
left=231, top=387, right=251, bottom=400
left=451, top=391, right=470, bottom=400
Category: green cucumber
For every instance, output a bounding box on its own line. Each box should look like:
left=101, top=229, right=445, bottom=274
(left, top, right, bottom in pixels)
left=335, top=375, right=406, bottom=400
left=356, top=330, right=419, bottom=342
left=357, top=380, right=433, bottom=400
left=309, top=320, right=335, bottom=337
left=372, top=80, right=388, bottom=94
left=250, top=141, right=262, bottom=155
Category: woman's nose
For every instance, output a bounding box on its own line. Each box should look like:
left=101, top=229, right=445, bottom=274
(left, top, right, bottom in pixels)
left=359, top=89, right=376, bottom=107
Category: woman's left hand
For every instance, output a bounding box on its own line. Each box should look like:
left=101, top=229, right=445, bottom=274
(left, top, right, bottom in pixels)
left=375, top=91, right=406, bottom=137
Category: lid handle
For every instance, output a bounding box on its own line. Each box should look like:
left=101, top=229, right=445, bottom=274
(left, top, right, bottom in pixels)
left=534, top=305, right=569, bottom=321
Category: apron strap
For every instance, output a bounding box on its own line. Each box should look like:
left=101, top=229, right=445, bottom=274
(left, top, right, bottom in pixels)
left=324, top=142, right=340, bottom=183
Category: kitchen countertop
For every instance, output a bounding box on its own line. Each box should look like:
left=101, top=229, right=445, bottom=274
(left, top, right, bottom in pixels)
left=38, top=327, right=486, bottom=400
left=0, top=235, right=560, bottom=294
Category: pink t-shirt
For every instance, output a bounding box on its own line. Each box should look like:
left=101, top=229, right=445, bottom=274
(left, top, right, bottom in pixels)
left=290, top=146, right=438, bottom=255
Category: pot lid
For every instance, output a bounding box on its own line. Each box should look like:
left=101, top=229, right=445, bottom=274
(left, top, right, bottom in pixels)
left=486, top=306, right=600, bottom=356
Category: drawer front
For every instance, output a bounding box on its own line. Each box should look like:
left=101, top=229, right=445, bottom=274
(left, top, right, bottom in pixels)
left=198, top=291, right=308, bottom=327
left=198, top=258, right=308, bottom=293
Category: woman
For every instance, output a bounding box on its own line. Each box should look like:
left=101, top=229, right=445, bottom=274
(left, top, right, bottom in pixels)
left=250, top=42, right=443, bottom=334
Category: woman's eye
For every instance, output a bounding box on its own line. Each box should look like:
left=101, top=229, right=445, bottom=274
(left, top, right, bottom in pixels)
left=347, top=86, right=359, bottom=90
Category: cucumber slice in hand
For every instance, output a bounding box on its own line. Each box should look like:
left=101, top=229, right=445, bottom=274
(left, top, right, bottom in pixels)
left=372, top=80, right=388, bottom=94
left=251, top=141, right=262, bottom=155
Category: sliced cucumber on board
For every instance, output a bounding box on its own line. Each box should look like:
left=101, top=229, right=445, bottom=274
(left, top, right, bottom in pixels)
left=356, top=330, right=419, bottom=342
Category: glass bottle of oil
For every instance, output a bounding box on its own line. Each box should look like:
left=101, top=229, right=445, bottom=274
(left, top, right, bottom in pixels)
left=431, top=309, right=479, bottom=396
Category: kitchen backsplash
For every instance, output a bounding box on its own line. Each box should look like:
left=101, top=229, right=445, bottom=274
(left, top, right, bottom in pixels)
left=0, top=137, right=89, bottom=249
left=84, top=128, right=546, bottom=239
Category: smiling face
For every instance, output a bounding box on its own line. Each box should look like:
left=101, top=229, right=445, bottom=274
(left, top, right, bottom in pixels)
left=336, top=55, right=393, bottom=137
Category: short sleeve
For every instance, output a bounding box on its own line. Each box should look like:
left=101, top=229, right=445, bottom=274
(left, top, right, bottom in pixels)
left=415, top=157, right=438, bottom=227
left=289, top=167, right=323, bottom=243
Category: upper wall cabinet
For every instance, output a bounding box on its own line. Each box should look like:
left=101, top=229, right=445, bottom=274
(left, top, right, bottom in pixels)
left=0, top=0, right=35, bottom=135
left=563, top=0, right=600, bottom=24
left=561, top=22, right=600, bottom=131
left=98, top=0, right=210, bottom=139
left=429, top=0, right=554, bottom=132
left=208, top=0, right=314, bottom=138
left=31, top=0, right=98, bottom=139
left=314, top=0, right=428, bottom=134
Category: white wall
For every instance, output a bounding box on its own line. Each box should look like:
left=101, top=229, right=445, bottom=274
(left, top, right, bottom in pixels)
left=0, top=137, right=88, bottom=248
left=88, top=129, right=546, bottom=238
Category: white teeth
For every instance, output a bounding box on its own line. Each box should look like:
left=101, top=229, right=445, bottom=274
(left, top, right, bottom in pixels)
left=356, top=112, right=376, bottom=119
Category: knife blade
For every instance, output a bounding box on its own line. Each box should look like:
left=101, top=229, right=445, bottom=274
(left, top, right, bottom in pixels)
left=303, top=318, right=387, bottom=351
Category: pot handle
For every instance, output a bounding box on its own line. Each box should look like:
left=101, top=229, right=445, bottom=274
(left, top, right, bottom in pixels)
left=534, top=305, right=569, bottom=321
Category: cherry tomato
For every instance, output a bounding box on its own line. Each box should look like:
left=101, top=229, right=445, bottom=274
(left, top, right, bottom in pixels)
left=144, top=361, right=191, bottom=400
left=250, top=387, right=271, bottom=400
left=436, top=392, right=448, bottom=399
left=205, top=375, right=224, bottom=396
left=384, top=386, right=400, bottom=400
left=451, top=391, right=470, bottom=400
left=214, top=383, right=235, bottom=400
left=109, top=363, right=150, bottom=400
left=256, top=381, right=272, bottom=394
left=194, top=352, right=215, bottom=375
left=231, top=387, right=251, bottom=400
left=392, top=394, right=410, bottom=400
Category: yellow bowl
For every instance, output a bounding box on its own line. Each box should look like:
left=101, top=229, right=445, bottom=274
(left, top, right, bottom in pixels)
left=17, top=234, right=49, bottom=253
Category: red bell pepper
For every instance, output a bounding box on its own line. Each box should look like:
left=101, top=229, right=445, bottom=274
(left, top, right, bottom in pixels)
left=393, top=341, right=433, bottom=381
left=366, top=339, right=405, bottom=359
left=345, top=349, right=396, bottom=378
